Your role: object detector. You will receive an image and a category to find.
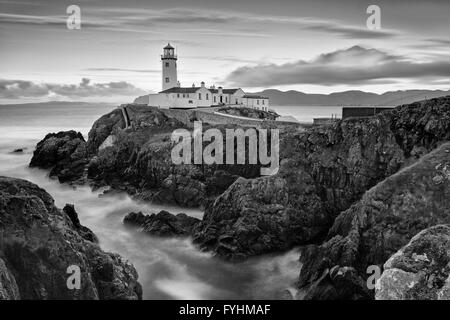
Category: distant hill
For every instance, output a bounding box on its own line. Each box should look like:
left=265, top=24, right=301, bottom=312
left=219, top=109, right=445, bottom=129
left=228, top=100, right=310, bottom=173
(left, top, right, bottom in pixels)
left=252, top=89, right=450, bottom=106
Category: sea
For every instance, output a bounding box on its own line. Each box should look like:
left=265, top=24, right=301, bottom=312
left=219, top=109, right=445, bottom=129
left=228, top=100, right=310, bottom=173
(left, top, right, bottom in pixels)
left=0, top=102, right=348, bottom=299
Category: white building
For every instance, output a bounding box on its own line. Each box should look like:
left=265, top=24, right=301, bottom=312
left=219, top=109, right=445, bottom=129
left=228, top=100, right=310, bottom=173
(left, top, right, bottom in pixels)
left=144, top=44, right=269, bottom=110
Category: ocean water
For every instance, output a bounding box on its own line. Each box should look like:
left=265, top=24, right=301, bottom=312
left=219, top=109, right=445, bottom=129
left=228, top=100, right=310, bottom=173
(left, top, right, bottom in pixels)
left=0, top=102, right=304, bottom=300
left=272, top=105, right=344, bottom=122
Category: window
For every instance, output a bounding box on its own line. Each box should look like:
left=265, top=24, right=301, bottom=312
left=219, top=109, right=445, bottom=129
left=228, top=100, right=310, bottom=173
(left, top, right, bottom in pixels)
left=206, top=94, right=209, bottom=100
left=189, top=100, right=193, bottom=104
left=257, top=100, right=260, bottom=105
left=214, top=96, right=216, bottom=103
left=165, top=62, right=169, bottom=67
left=165, top=77, right=169, bottom=83
left=182, top=94, right=185, bottom=98
left=225, top=97, right=228, bottom=103
left=198, top=93, right=202, bottom=100
left=177, top=93, right=180, bottom=98
left=262, top=100, right=265, bottom=105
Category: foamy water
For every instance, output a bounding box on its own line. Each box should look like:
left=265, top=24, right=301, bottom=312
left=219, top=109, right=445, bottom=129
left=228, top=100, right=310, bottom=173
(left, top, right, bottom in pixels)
left=0, top=102, right=301, bottom=299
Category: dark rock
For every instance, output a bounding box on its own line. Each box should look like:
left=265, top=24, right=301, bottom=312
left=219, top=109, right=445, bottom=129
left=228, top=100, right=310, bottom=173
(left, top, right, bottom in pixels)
left=376, top=225, right=450, bottom=300
left=0, top=176, right=141, bottom=300
left=30, top=105, right=263, bottom=208
left=29, top=131, right=88, bottom=184
left=0, top=258, right=20, bottom=300
left=30, top=131, right=85, bottom=169
left=63, top=203, right=81, bottom=227
left=86, top=108, right=125, bottom=155
left=63, top=204, right=98, bottom=243
left=297, top=141, right=450, bottom=299
left=297, top=265, right=371, bottom=300
left=152, top=171, right=206, bottom=208
left=11, top=148, right=25, bottom=153
left=124, top=210, right=200, bottom=237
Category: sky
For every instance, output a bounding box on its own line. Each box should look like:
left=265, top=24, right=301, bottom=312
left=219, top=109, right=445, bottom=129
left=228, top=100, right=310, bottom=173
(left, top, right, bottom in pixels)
left=0, top=0, right=449, bottom=103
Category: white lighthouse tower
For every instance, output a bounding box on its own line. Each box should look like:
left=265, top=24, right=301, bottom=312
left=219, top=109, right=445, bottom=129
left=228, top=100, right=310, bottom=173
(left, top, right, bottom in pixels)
left=161, top=43, right=178, bottom=91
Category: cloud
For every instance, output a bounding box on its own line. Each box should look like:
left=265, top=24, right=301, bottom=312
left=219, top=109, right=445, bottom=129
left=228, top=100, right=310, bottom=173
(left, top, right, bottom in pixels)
left=85, top=68, right=160, bottom=73
left=0, top=13, right=106, bottom=28
left=126, top=9, right=398, bottom=39
left=225, top=46, right=450, bottom=87
left=301, top=20, right=397, bottom=39
left=426, top=38, right=450, bottom=46
left=185, top=55, right=260, bottom=64
left=132, top=8, right=239, bottom=25
left=0, top=7, right=398, bottom=39
left=0, top=78, right=146, bottom=99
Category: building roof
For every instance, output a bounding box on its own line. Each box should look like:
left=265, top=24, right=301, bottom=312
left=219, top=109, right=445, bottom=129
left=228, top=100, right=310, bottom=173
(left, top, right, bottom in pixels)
left=160, top=87, right=243, bottom=95
left=160, top=87, right=201, bottom=94
left=243, top=94, right=268, bottom=99
left=208, top=88, right=241, bottom=94
left=164, top=43, right=174, bottom=49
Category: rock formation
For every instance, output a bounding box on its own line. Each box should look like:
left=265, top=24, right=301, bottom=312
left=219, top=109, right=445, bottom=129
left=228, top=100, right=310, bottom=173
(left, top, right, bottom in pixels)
left=297, top=141, right=450, bottom=299
left=30, top=105, right=263, bottom=207
left=0, top=176, right=142, bottom=300
left=123, top=210, right=200, bottom=237
left=192, top=97, right=450, bottom=262
left=28, top=96, right=450, bottom=299
left=376, top=225, right=450, bottom=300
left=29, top=131, right=88, bottom=183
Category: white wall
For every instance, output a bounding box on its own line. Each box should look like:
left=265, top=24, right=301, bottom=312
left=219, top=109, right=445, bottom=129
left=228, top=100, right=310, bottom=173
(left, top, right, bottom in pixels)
left=147, top=93, right=171, bottom=108
left=162, top=58, right=178, bottom=91
left=242, top=97, right=270, bottom=111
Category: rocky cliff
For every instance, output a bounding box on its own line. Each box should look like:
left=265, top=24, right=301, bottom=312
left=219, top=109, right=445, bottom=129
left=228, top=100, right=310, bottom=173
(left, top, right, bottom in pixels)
left=30, top=105, right=265, bottom=208
left=193, top=97, right=450, bottom=261
left=297, top=141, right=450, bottom=299
left=28, top=96, right=450, bottom=299
left=0, top=176, right=142, bottom=300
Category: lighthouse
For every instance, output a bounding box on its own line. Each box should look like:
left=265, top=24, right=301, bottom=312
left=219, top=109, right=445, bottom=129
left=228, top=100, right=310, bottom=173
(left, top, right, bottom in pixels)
left=161, top=43, right=178, bottom=91
left=143, top=42, right=269, bottom=110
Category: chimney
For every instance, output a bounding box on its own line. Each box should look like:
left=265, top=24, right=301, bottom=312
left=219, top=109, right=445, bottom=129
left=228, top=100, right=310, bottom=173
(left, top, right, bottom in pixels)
left=218, top=86, right=223, bottom=95
left=201, top=81, right=205, bottom=88
left=177, top=81, right=181, bottom=87
left=192, top=83, right=195, bottom=88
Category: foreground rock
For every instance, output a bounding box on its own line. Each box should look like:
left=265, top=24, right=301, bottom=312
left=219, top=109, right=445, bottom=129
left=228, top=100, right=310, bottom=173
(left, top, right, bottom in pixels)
left=124, top=210, right=200, bottom=237
left=297, top=141, right=450, bottom=299
left=194, top=97, right=450, bottom=260
left=376, top=225, right=450, bottom=300
left=0, top=176, right=142, bottom=300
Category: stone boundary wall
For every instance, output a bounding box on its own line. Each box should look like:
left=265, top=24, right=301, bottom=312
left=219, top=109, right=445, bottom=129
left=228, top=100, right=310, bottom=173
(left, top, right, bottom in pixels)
left=195, top=110, right=265, bottom=127
left=122, top=104, right=305, bottom=130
